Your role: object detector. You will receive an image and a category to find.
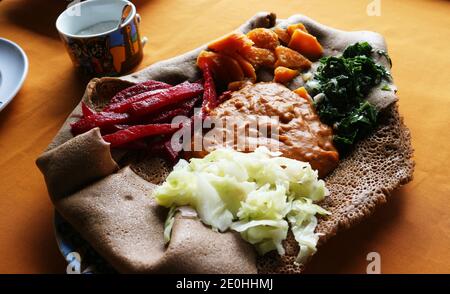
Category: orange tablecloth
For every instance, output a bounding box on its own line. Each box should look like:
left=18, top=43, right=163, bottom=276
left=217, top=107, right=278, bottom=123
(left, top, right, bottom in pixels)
left=0, top=0, right=449, bottom=274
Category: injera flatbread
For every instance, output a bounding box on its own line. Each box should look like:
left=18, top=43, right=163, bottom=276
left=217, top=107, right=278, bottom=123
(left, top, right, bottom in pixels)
left=36, top=12, right=414, bottom=273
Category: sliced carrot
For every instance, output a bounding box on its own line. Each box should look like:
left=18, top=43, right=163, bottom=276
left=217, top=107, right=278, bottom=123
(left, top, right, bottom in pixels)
left=293, top=86, right=311, bottom=100
left=288, top=29, right=323, bottom=60
left=197, top=50, right=244, bottom=85
left=273, top=27, right=291, bottom=45
left=274, top=66, right=299, bottom=84
left=287, top=23, right=307, bottom=36
left=246, top=28, right=279, bottom=50
left=239, top=46, right=276, bottom=68
left=274, top=46, right=312, bottom=70
left=208, top=32, right=254, bottom=54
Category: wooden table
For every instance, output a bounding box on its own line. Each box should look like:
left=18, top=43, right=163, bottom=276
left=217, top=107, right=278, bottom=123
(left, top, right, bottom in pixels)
left=0, top=0, right=449, bottom=273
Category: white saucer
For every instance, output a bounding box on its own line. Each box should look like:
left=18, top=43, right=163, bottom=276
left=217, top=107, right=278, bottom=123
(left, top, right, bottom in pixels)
left=0, top=38, right=29, bottom=112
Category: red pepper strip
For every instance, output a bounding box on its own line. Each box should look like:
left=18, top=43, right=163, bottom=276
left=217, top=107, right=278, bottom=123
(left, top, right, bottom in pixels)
left=109, top=80, right=171, bottom=104
left=144, top=96, right=200, bottom=124
left=71, top=112, right=130, bottom=136
left=102, top=123, right=181, bottom=148
left=199, top=62, right=218, bottom=118
left=104, top=88, right=168, bottom=113
left=129, top=82, right=204, bottom=118
left=81, top=101, right=96, bottom=117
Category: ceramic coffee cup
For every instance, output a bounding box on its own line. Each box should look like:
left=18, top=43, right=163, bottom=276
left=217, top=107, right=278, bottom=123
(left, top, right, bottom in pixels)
left=56, top=0, right=146, bottom=76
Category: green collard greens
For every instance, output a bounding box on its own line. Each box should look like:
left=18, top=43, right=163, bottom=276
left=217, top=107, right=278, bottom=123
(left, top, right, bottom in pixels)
left=308, top=42, right=391, bottom=152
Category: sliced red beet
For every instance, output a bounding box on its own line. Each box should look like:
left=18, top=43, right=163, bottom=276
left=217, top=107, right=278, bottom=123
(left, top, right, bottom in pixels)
left=163, top=138, right=180, bottom=162
left=218, top=90, right=232, bottom=103
left=71, top=112, right=130, bottom=136
left=102, top=123, right=181, bottom=147
left=81, top=101, right=96, bottom=117
left=147, top=136, right=181, bottom=162
left=99, top=124, right=130, bottom=135
left=109, top=80, right=171, bottom=104
left=143, top=96, right=200, bottom=124
left=199, top=63, right=218, bottom=118
left=114, top=139, right=149, bottom=150
left=129, top=82, right=204, bottom=118
left=104, top=88, right=168, bottom=113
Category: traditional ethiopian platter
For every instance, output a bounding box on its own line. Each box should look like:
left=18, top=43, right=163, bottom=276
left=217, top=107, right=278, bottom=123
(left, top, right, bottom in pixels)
left=37, top=12, right=414, bottom=273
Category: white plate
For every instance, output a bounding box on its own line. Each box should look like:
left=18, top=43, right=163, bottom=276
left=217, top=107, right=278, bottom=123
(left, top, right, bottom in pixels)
left=0, top=38, right=29, bottom=112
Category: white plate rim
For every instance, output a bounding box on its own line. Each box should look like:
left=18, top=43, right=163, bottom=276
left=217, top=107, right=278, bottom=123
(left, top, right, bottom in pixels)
left=0, top=37, right=29, bottom=112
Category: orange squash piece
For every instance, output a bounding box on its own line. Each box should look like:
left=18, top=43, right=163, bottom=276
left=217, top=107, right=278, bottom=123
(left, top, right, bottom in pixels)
left=239, top=46, right=276, bottom=68
left=226, top=52, right=257, bottom=81
left=246, top=28, right=279, bottom=50
left=208, top=32, right=254, bottom=54
left=197, top=50, right=244, bottom=85
left=287, top=23, right=307, bottom=36
left=273, top=27, right=291, bottom=45
left=274, top=66, right=299, bottom=84
left=228, top=80, right=251, bottom=91
left=274, top=46, right=312, bottom=70
left=293, top=86, right=311, bottom=100
left=288, top=29, right=323, bottom=60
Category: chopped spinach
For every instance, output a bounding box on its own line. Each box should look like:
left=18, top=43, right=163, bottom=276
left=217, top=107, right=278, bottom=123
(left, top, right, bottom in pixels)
left=333, top=100, right=378, bottom=150
left=308, top=42, right=391, bottom=152
left=343, top=42, right=373, bottom=58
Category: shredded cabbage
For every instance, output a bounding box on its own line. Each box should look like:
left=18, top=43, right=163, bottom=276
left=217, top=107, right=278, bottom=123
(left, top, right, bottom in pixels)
left=154, top=147, right=330, bottom=264
left=231, top=220, right=288, bottom=255
left=163, top=206, right=177, bottom=244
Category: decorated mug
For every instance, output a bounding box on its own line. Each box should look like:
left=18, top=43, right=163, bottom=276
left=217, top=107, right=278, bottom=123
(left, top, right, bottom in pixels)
left=56, top=0, right=146, bottom=76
